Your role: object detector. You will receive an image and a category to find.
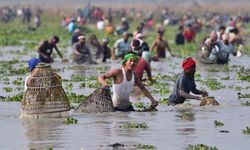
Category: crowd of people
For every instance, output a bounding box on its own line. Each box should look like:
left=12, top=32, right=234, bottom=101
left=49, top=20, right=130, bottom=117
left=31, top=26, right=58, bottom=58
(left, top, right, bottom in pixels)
left=19, top=4, right=250, bottom=111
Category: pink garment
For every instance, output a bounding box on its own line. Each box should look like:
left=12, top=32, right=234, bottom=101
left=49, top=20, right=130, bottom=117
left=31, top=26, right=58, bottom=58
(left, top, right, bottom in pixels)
left=134, top=58, right=149, bottom=80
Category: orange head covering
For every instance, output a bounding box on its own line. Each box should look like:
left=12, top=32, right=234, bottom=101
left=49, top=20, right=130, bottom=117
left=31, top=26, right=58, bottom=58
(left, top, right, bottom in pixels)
left=182, top=57, right=196, bottom=70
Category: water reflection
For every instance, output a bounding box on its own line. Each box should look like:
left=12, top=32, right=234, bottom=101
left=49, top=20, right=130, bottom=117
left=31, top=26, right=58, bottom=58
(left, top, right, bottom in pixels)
left=22, top=119, right=67, bottom=150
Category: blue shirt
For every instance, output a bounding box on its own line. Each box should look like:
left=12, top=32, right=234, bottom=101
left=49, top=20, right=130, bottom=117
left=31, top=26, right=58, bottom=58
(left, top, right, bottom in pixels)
left=169, top=73, right=196, bottom=105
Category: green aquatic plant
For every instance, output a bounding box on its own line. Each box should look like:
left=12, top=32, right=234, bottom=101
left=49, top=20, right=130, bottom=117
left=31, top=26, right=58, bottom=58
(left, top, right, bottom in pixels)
left=214, top=120, right=224, bottom=127
left=238, top=93, right=250, bottom=99
left=242, top=126, right=250, bottom=135
left=187, top=144, right=218, bottom=150
left=65, top=83, right=73, bottom=91
left=158, top=98, right=169, bottom=104
left=12, top=78, right=23, bottom=86
left=63, top=117, right=78, bottom=124
left=241, top=101, right=250, bottom=106
left=3, top=87, right=13, bottom=92
left=237, top=67, right=250, bottom=82
left=67, top=92, right=87, bottom=104
left=200, top=78, right=225, bottom=90
left=178, top=112, right=194, bottom=121
left=221, top=76, right=230, bottom=80
left=0, top=93, right=23, bottom=102
left=136, top=144, right=155, bottom=149
left=134, top=102, right=158, bottom=112
left=120, top=121, right=149, bottom=129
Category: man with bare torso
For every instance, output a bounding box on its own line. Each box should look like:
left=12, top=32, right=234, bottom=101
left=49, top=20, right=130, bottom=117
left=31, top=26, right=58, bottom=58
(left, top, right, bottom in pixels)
left=150, top=31, right=175, bottom=58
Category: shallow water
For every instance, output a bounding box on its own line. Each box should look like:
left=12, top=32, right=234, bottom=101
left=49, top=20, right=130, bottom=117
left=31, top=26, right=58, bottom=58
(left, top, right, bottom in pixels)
left=0, top=45, right=250, bottom=150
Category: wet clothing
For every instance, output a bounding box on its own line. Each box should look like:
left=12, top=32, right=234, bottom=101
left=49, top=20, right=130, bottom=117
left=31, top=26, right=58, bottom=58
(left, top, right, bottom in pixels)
left=134, top=58, right=149, bottom=80
left=183, top=29, right=195, bottom=42
left=112, top=68, right=135, bottom=111
left=169, top=73, right=196, bottom=105
left=102, top=45, right=111, bottom=62
left=71, top=34, right=79, bottom=46
left=38, top=41, right=56, bottom=63
left=73, top=42, right=92, bottom=64
left=134, top=51, right=152, bottom=80
left=113, top=39, right=131, bottom=58
left=175, top=31, right=185, bottom=45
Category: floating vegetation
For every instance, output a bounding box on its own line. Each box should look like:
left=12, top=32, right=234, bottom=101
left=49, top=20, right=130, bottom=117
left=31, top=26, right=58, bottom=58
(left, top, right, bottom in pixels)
left=158, top=98, right=169, bottom=104
left=63, top=117, right=78, bottom=124
left=237, top=67, right=250, bottom=82
left=12, top=78, right=23, bottom=86
left=235, top=86, right=244, bottom=91
left=187, top=144, right=218, bottom=150
left=214, top=120, right=224, bottom=127
left=67, top=92, right=87, bottom=104
left=200, top=78, right=225, bottom=90
left=3, top=87, right=13, bottom=92
left=178, top=112, right=194, bottom=121
left=0, top=93, right=23, bottom=102
left=134, top=102, right=158, bottom=112
left=220, top=76, right=230, bottom=80
left=71, top=74, right=86, bottom=82
left=120, top=121, right=149, bottom=128
left=136, top=144, right=155, bottom=149
left=237, top=93, right=250, bottom=99
left=241, top=101, right=250, bottom=106
left=153, top=88, right=170, bottom=95
left=65, top=83, right=73, bottom=91
left=242, top=127, right=250, bottom=135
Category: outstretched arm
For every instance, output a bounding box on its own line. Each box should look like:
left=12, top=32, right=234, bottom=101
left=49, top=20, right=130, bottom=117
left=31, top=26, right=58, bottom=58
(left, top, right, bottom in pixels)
left=54, top=45, right=63, bottom=59
left=165, top=40, right=175, bottom=57
left=135, top=74, right=158, bottom=107
left=179, top=89, right=201, bottom=100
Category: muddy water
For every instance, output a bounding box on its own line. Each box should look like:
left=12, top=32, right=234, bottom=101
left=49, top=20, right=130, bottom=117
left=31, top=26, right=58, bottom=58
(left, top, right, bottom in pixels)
left=0, top=46, right=250, bottom=150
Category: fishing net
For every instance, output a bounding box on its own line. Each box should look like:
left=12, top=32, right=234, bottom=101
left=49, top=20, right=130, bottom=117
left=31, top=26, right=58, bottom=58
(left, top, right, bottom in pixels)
left=21, top=63, right=70, bottom=118
left=200, top=96, right=219, bottom=106
left=75, top=87, right=114, bottom=113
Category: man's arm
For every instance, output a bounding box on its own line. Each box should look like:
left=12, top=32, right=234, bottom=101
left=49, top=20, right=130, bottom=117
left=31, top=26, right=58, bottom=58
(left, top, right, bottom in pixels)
left=98, top=69, right=120, bottom=87
left=135, top=74, right=158, bottom=107
left=192, top=88, right=208, bottom=97
left=165, top=40, right=175, bottom=57
left=179, top=89, right=201, bottom=100
left=54, top=45, right=63, bottom=59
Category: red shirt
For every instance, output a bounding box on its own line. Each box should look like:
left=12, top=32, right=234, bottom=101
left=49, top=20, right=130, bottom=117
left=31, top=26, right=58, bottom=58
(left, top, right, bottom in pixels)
left=134, top=58, right=149, bottom=80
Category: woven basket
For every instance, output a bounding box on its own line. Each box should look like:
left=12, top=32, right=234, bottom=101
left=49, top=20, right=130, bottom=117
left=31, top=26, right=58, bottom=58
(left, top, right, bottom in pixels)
left=75, top=87, right=114, bottom=113
left=200, top=96, right=219, bottom=106
left=21, top=63, right=70, bottom=118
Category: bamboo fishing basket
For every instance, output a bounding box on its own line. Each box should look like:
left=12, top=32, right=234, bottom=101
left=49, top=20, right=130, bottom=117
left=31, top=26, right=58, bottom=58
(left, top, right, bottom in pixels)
left=75, top=87, right=114, bottom=113
left=21, top=63, right=70, bottom=119
left=200, top=96, right=219, bottom=106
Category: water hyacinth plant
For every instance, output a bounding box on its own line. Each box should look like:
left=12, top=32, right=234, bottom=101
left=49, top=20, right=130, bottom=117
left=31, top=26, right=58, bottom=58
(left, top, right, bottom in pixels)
left=178, top=112, right=195, bottom=121
left=187, top=144, right=218, bottom=150
left=242, top=126, right=250, bottom=135
left=120, top=121, right=149, bottom=128
left=136, top=144, right=156, bottom=149
left=214, top=120, right=224, bottom=127
left=63, top=117, right=78, bottom=124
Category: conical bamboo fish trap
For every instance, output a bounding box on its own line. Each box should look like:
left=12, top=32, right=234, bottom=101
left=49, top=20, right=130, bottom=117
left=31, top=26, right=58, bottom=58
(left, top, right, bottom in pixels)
left=75, top=87, right=114, bottom=113
left=21, top=63, right=70, bottom=119
left=200, top=96, right=219, bottom=106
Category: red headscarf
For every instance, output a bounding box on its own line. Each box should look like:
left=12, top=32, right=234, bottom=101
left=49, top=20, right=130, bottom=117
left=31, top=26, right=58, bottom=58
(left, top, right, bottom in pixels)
left=182, top=57, right=196, bottom=70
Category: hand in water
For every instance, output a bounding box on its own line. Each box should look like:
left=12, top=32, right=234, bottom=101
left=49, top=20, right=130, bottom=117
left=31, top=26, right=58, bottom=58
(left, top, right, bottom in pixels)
left=202, top=91, right=208, bottom=97
left=61, top=58, right=69, bottom=63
